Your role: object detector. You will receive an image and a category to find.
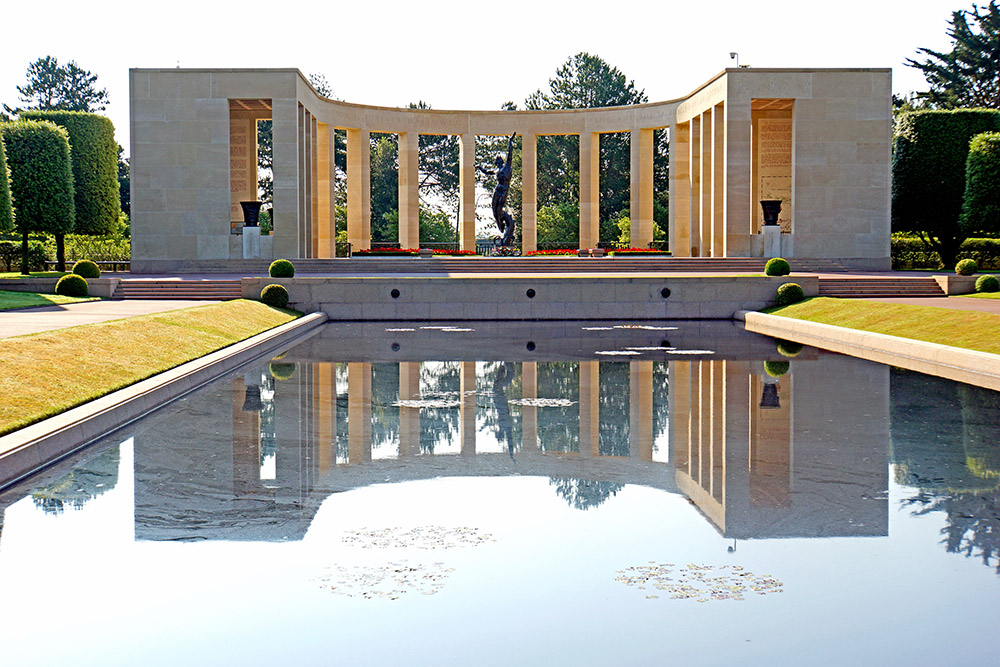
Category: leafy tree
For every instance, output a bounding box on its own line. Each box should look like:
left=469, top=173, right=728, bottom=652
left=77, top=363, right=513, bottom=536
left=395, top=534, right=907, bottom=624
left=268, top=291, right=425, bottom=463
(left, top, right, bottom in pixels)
left=117, top=145, right=130, bottom=216
left=536, top=202, right=579, bottom=247
left=892, top=109, right=1000, bottom=267
left=907, top=1, right=1000, bottom=109
left=525, top=53, right=667, bottom=245
left=0, top=136, right=12, bottom=234
left=0, top=120, right=75, bottom=273
left=370, top=133, right=399, bottom=243
left=5, top=56, right=108, bottom=114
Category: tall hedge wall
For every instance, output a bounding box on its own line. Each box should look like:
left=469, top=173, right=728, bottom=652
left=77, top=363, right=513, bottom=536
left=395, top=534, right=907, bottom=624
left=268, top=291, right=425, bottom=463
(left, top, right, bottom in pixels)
left=22, top=111, right=119, bottom=236
left=892, top=109, right=1000, bottom=266
left=961, top=132, right=1000, bottom=234
left=0, top=136, right=12, bottom=234
left=0, top=120, right=75, bottom=236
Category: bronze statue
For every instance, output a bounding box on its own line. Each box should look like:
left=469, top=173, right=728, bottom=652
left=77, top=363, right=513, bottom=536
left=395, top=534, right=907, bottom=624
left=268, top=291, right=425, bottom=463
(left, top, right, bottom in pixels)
left=477, top=132, right=518, bottom=247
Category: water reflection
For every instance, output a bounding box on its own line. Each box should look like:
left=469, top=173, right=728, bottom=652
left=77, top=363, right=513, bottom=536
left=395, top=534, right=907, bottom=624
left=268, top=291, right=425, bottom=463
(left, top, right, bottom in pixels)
left=4, top=321, right=1000, bottom=577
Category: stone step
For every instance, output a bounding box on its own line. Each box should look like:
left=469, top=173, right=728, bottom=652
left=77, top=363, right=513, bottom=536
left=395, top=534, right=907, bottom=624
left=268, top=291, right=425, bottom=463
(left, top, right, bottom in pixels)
left=114, top=280, right=243, bottom=300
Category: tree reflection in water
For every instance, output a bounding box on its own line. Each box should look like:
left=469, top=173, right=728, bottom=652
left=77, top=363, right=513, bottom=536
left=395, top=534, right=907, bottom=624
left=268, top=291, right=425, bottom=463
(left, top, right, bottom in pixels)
left=893, top=369, right=1000, bottom=574
left=31, top=447, right=120, bottom=515
left=549, top=478, right=624, bottom=510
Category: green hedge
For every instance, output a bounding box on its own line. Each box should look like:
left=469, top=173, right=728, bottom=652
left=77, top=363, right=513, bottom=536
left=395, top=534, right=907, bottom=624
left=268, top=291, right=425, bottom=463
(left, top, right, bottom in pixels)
left=961, top=131, right=1000, bottom=235
left=892, top=236, right=1000, bottom=270
left=0, top=120, right=75, bottom=237
left=892, top=109, right=1000, bottom=266
left=0, top=137, right=12, bottom=234
left=0, top=240, right=47, bottom=272
left=22, top=111, right=119, bottom=236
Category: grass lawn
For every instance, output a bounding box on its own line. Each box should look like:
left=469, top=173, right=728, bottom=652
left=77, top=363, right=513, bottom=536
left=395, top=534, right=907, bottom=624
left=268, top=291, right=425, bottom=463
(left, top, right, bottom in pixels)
left=0, top=299, right=299, bottom=436
left=0, top=290, right=97, bottom=311
left=0, top=271, right=67, bottom=279
left=765, top=297, right=1000, bottom=355
left=955, top=291, right=1000, bottom=299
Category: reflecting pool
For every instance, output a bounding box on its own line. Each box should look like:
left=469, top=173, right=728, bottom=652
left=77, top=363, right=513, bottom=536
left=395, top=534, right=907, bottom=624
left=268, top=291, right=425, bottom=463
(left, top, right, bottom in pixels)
left=1, top=321, right=998, bottom=665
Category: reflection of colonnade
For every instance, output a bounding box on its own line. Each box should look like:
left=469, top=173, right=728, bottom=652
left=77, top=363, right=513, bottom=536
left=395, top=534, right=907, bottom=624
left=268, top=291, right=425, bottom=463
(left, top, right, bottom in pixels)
left=130, top=68, right=891, bottom=271
left=670, top=356, right=889, bottom=538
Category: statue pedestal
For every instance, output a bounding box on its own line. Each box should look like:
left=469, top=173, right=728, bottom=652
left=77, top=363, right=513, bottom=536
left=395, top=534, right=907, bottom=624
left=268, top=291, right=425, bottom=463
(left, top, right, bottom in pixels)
left=763, top=225, right=781, bottom=258
left=243, top=225, right=261, bottom=259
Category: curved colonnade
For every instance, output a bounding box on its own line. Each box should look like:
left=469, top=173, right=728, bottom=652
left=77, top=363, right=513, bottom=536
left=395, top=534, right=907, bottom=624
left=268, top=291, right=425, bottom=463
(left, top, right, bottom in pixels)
left=129, top=67, right=891, bottom=271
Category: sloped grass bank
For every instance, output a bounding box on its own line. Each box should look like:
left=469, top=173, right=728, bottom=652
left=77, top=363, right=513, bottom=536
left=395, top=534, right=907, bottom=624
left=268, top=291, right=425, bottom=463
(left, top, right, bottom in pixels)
left=0, top=300, right=298, bottom=435
left=765, top=297, right=1000, bottom=355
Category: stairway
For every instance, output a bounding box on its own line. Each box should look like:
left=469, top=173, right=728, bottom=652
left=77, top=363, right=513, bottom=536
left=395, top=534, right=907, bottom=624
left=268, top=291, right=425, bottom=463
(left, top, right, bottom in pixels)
left=113, top=279, right=243, bottom=300
left=817, top=277, right=945, bottom=298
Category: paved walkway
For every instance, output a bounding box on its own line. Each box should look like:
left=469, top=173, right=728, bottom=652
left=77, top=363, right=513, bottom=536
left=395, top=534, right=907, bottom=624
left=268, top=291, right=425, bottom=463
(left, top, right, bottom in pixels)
left=864, top=295, right=1000, bottom=314
left=0, top=300, right=219, bottom=339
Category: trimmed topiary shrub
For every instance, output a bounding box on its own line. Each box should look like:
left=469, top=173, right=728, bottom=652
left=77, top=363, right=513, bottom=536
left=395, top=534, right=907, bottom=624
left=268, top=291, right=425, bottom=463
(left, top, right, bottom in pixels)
left=765, top=257, right=790, bottom=276
left=0, top=119, right=75, bottom=273
left=893, top=109, right=1000, bottom=268
left=269, top=362, right=296, bottom=380
left=22, top=111, right=120, bottom=236
left=774, top=282, right=805, bottom=306
left=976, top=274, right=999, bottom=292
left=776, top=339, right=803, bottom=358
left=764, top=360, right=790, bottom=378
left=55, top=273, right=88, bottom=297
left=956, top=258, right=978, bottom=275
left=0, top=135, right=12, bottom=234
left=961, top=132, right=1000, bottom=237
left=269, top=258, right=294, bottom=278
left=72, top=259, right=100, bottom=278
left=260, top=283, right=289, bottom=308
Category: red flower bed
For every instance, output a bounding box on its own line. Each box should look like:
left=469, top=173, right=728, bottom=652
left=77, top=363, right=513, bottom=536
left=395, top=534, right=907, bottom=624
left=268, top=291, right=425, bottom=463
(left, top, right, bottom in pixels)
left=609, top=248, right=672, bottom=256
left=431, top=249, right=477, bottom=256
left=524, top=249, right=577, bottom=256
left=354, top=247, right=420, bottom=256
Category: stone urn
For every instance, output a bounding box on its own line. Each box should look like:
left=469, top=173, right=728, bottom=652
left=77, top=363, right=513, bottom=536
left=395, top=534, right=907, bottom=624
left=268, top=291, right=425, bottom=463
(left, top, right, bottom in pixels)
left=760, top=199, right=782, bottom=227
left=240, top=201, right=263, bottom=226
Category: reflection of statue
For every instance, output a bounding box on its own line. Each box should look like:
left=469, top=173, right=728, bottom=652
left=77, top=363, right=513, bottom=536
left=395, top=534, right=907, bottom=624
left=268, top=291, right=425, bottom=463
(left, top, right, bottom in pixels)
left=492, top=362, right=516, bottom=460
left=477, top=133, right=517, bottom=247
left=549, top=477, right=624, bottom=511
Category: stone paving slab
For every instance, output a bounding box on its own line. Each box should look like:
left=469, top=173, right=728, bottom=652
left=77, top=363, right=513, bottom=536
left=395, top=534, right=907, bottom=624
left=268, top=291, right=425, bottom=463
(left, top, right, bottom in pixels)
left=0, top=300, right=221, bottom=339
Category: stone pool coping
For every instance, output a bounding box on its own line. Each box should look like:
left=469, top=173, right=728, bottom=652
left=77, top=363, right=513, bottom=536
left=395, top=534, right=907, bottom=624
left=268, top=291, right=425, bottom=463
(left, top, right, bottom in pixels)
left=0, top=311, right=328, bottom=492
left=737, top=310, right=1000, bottom=391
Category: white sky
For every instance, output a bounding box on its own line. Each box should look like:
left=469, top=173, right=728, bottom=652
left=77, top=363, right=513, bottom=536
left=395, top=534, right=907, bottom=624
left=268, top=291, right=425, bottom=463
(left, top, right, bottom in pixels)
left=0, top=0, right=962, bottom=156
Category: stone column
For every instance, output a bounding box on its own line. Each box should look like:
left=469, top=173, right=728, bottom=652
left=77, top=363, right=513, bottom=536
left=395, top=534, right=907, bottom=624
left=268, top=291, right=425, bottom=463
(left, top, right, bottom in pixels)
left=231, top=376, right=261, bottom=495
left=459, top=134, right=476, bottom=252
left=521, top=134, right=537, bottom=252
left=630, top=128, right=655, bottom=249
left=398, top=131, right=420, bottom=250
left=348, top=362, right=372, bottom=463
left=317, top=123, right=335, bottom=258
left=310, top=115, right=318, bottom=258
left=297, top=106, right=307, bottom=258
left=579, top=361, right=599, bottom=457
left=690, top=117, right=701, bottom=256
left=460, top=361, right=476, bottom=455
left=701, top=110, right=713, bottom=257
left=670, top=361, right=692, bottom=472
left=713, top=104, right=726, bottom=257
left=347, top=128, right=371, bottom=251
left=671, top=123, right=691, bottom=257
left=399, top=362, right=421, bottom=457
left=629, top=361, right=654, bottom=460
left=271, top=98, right=300, bottom=260
left=579, top=132, right=600, bottom=250
left=521, top=361, right=537, bottom=452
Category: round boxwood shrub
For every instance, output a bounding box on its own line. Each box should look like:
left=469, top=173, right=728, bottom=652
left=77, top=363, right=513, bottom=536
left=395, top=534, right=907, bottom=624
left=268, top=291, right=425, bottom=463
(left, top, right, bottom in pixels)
left=764, top=360, right=790, bottom=378
left=260, top=283, right=289, bottom=308
left=776, top=339, right=803, bottom=358
left=976, top=274, right=999, bottom=292
left=765, top=257, right=790, bottom=276
left=774, top=282, right=805, bottom=306
left=956, top=258, right=978, bottom=275
left=72, top=259, right=100, bottom=278
left=269, top=259, right=295, bottom=278
left=269, top=362, right=296, bottom=381
left=55, top=273, right=88, bottom=297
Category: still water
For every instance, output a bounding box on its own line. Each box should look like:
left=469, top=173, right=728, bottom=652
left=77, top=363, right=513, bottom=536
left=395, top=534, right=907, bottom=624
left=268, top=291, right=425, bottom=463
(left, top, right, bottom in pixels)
left=1, top=321, right=998, bottom=665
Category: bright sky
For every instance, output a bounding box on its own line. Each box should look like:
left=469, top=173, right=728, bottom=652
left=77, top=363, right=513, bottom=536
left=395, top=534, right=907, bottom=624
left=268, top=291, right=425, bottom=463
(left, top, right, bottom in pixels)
left=0, top=0, right=962, bottom=156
